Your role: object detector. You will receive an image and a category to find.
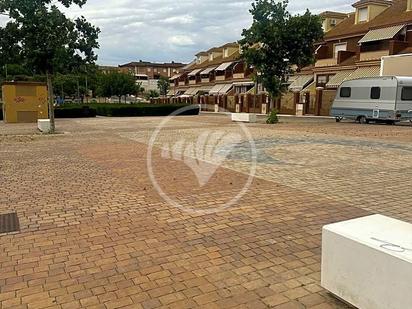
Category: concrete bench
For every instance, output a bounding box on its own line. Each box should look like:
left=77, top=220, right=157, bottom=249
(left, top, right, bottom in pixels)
left=231, top=113, right=257, bottom=123
left=322, top=214, right=412, bottom=309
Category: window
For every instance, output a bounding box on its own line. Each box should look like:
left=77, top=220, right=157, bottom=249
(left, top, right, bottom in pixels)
left=330, top=19, right=337, bottom=27
left=370, top=87, right=381, bottom=99
left=358, top=7, right=368, bottom=23
left=340, top=87, right=351, bottom=98
left=224, top=49, right=229, bottom=58
left=317, top=75, right=328, bottom=87
left=209, top=54, right=213, bottom=61
left=401, top=87, right=412, bottom=100
left=334, top=43, right=347, bottom=58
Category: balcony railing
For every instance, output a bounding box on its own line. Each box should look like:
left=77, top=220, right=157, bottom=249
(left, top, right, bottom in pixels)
left=315, top=58, right=338, bottom=67
left=359, top=50, right=389, bottom=61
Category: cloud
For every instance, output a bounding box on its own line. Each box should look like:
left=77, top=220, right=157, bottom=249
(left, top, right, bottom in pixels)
left=2, top=0, right=352, bottom=65
left=168, top=35, right=195, bottom=46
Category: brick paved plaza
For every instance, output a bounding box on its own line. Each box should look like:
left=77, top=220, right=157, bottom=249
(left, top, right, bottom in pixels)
left=1, top=115, right=412, bottom=309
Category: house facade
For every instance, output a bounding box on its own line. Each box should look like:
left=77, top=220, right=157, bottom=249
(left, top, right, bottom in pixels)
left=118, top=61, right=185, bottom=79
left=285, top=0, right=412, bottom=115
left=169, top=43, right=257, bottom=98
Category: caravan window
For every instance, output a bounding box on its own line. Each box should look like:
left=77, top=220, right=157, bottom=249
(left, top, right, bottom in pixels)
left=340, top=87, right=351, bottom=98
left=401, top=87, right=412, bottom=101
left=370, top=87, right=381, bottom=100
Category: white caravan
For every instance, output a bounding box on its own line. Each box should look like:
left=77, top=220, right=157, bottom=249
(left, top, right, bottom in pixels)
left=331, top=76, right=412, bottom=124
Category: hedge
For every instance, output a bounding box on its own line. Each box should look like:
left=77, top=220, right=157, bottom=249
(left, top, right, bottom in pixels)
left=55, top=106, right=97, bottom=118
left=56, top=103, right=199, bottom=118
left=1, top=103, right=199, bottom=120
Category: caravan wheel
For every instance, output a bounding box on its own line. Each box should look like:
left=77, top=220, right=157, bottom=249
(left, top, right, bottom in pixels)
left=358, top=116, right=368, bottom=124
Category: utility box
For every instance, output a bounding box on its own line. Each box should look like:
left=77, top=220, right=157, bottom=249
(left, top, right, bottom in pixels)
left=1, top=82, right=48, bottom=123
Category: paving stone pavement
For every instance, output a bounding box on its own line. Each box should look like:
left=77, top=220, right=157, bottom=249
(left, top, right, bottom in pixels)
left=1, top=115, right=412, bottom=308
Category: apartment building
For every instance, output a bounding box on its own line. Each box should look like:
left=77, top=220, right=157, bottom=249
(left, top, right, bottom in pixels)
left=285, top=0, right=412, bottom=115
left=118, top=60, right=185, bottom=79
left=169, top=43, right=256, bottom=97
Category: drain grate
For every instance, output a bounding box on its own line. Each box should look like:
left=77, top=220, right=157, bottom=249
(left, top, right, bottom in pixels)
left=0, top=213, right=20, bottom=234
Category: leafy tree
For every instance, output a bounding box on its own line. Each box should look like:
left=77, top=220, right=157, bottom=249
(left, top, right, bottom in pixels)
left=239, top=0, right=323, bottom=99
left=97, top=72, right=138, bottom=103
left=157, top=76, right=170, bottom=96
left=0, top=0, right=100, bottom=132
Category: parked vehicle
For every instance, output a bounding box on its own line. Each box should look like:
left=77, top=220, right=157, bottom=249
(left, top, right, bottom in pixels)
left=331, top=76, right=412, bottom=124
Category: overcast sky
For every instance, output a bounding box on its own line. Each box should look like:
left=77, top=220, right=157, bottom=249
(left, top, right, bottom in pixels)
left=1, top=0, right=352, bottom=65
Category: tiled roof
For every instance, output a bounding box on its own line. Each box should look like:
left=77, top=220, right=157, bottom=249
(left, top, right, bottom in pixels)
left=346, top=65, right=381, bottom=80
left=326, top=70, right=356, bottom=88
left=324, top=0, right=412, bottom=40
left=119, top=61, right=186, bottom=68
left=190, top=51, right=241, bottom=70
left=288, top=75, right=314, bottom=91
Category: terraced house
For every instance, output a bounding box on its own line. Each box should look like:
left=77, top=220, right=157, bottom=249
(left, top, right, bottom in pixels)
left=169, top=43, right=257, bottom=97
left=286, top=0, right=412, bottom=116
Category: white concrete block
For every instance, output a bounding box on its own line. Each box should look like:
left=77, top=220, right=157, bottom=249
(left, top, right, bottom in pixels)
left=322, top=214, right=412, bottom=309
left=38, top=119, right=51, bottom=133
left=231, top=113, right=257, bottom=123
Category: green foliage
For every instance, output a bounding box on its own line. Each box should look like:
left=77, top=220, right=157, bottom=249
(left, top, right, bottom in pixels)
left=157, top=77, right=170, bottom=96
left=239, top=0, right=323, bottom=98
left=97, top=72, right=138, bottom=102
left=57, top=103, right=200, bottom=117
left=55, top=105, right=97, bottom=118
left=266, top=109, right=279, bottom=124
left=146, top=90, right=160, bottom=100
left=0, top=0, right=100, bottom=75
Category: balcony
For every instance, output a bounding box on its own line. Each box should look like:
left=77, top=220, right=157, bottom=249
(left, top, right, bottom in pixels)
left=359, top=50, right=389, bottom=61
left=233, top=73, right=245, bottom=79
left=315, top=58, right=338, bottom=67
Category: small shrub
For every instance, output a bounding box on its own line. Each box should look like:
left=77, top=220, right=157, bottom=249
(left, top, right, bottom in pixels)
left=266, top=109, right=279, bottom=124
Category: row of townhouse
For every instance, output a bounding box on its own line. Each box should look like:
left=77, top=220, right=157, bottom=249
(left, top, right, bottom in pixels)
left=168, top=43, right=260, bottom=98
left=170, top=0, right=412, bottom=116
left=286, top=0, right=412, bottom=115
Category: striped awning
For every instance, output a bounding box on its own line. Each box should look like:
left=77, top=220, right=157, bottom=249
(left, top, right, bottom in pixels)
left=215, top=62, right=234, bottom=71
left=359, top=25, right=405, bottom=44
left=326, top=70, right=356, bottom=88
left=346, top=66, right=380, bottom=81
left=184, top=87, right=200, bottom=95
left=218, top=84, right=233, bottom=94
left=209, top=84, right=226, bottom=94
left=188, top=69, right=203, bottom=76
left=200, top=67, right=217, bottom=75
left=288, top=75, right=314, bottom=91
left=169, top=74, right=182, bottom=81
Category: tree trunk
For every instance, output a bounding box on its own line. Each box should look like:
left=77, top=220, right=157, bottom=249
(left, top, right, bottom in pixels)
left=46, top=71, right=55, bottom=133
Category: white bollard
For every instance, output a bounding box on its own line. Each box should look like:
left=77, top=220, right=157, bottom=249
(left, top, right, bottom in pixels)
left=38, top=119, right=51, bottom=133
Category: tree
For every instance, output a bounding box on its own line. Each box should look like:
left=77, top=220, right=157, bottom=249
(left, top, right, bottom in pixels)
left=97, top=72, right=138, bottom=103
left=0, top=0, right=100, bottom=132
left=239, top=0, right=323, bottom=99
left=157, top=76, right=170, bottom=96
